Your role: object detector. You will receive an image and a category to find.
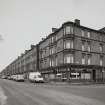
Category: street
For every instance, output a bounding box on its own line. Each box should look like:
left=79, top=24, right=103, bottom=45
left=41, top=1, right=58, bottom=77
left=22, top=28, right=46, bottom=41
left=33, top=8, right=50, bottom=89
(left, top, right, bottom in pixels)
left=0, top=79, right=105, bottom=105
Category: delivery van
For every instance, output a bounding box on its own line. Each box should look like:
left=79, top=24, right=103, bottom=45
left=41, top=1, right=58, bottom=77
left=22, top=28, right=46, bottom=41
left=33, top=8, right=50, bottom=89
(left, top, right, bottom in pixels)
left=29, top=72, right=44, bottom=83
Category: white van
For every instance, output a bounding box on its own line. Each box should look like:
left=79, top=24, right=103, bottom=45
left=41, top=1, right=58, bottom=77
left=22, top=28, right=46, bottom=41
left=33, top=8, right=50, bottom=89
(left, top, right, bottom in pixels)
left=16, top=74, right=24, bottom=82
left=12, top=75, right=17, bottom=80
left=29, top=72, right=44, bottom=83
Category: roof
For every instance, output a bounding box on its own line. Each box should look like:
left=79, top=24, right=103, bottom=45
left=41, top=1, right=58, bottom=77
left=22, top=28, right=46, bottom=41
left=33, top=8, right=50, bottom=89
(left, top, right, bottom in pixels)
left=39, top=19, right=105, bottom=45
left=99, top=27, right=105, bottom=32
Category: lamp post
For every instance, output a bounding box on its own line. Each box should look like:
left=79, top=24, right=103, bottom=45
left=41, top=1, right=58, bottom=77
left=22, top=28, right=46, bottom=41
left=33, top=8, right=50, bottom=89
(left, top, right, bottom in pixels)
left=102, top=69, right=105, bottom=83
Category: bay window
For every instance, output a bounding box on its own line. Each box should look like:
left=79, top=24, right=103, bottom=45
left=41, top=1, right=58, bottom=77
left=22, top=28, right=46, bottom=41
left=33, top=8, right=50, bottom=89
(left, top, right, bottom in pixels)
left=64, top=26, right=74, bottom=35
left=64, top=54, right=74, bottom=64
left=49, top=58, right=54, bottom=67
left=64, top=40, right=73, bottom=49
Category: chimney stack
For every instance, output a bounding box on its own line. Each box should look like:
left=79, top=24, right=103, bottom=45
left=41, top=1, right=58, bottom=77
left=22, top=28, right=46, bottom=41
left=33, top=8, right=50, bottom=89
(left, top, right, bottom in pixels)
left=31, top=44, right=35, bottom=49
left=52, top=28, right=57, bottom=33
left=75, top=19, right=80, bottom=25
left=25, top=50, right=28, bottom=53
left=42, top=38, right=45, bottom=41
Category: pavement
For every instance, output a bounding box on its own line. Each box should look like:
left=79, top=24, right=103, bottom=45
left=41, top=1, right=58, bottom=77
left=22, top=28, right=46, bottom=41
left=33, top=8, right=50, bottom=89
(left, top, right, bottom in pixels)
left=0, top=86, right=7, bottom=105
left=0, top=79, right=105, bottom=105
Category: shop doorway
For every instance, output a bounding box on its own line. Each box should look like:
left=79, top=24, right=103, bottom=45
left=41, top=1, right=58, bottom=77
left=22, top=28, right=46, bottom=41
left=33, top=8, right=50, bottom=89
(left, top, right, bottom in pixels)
left=92, top=70, right=96, bottom=81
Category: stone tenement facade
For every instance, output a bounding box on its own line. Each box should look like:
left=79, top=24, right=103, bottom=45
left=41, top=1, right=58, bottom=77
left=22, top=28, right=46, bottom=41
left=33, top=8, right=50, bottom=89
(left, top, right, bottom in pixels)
left=1, top=19, right=105, bottom=82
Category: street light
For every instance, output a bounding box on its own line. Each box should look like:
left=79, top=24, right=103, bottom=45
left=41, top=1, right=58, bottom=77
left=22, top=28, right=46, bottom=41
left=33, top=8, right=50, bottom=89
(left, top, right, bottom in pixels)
left=102, top=69, right=105, bottom=83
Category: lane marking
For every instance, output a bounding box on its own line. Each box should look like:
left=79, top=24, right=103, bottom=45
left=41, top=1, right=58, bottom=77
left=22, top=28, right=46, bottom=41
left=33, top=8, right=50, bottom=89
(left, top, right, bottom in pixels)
left=0, top=86, right=7, bottom=105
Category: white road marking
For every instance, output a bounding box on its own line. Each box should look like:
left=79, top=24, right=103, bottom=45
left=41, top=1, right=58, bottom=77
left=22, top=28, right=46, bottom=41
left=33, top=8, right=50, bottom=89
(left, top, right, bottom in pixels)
left=0, top=86, right=7, bottom=105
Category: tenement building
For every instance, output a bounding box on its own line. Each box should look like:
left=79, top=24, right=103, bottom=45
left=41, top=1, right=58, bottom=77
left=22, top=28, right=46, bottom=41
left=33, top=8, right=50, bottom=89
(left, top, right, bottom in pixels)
left=1, top=19, right=105, bottom=82
left=39, top=19, right=105, bottom=82
left=2, top=44, right=39, bottom=79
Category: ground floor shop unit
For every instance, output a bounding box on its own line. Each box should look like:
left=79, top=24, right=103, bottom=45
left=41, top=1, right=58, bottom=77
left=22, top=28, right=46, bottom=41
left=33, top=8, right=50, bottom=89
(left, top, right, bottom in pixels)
left=41, top=64, right=105, bottom=83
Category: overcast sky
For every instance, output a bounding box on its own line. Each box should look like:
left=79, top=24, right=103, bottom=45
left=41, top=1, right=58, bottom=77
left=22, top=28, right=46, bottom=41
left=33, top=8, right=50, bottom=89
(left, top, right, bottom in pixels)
left=0, top=0, right=105, bottom=72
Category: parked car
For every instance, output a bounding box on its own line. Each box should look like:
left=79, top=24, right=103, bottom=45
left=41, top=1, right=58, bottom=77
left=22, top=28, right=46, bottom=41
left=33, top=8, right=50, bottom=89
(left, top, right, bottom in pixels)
left=1, top=75, right=7, bottom=79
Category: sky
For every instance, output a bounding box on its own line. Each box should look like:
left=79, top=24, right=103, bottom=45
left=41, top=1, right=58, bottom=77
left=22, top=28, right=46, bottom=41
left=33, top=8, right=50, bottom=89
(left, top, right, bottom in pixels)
left=0, top=0, right=105, bottom=72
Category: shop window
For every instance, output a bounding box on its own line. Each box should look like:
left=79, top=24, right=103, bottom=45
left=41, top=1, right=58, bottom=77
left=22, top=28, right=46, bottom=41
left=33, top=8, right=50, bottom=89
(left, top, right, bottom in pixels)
left=81, top=73, right=91, bottom=79
left=70, top=72, right=80, bottom=79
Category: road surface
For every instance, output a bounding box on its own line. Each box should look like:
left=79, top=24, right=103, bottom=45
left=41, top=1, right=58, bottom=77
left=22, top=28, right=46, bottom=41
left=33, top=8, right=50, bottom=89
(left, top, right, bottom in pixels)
left=0, top=79, right=105, bottom=105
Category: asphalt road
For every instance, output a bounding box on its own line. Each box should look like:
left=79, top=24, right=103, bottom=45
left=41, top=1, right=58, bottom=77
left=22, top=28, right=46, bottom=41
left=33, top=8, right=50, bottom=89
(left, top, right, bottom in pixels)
left=0, top=79, right=105, bottom=105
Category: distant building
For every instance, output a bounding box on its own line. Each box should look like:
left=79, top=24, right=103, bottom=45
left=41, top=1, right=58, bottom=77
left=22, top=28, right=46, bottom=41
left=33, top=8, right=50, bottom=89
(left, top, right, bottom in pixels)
left=1, top=44, right=39, bottom=79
